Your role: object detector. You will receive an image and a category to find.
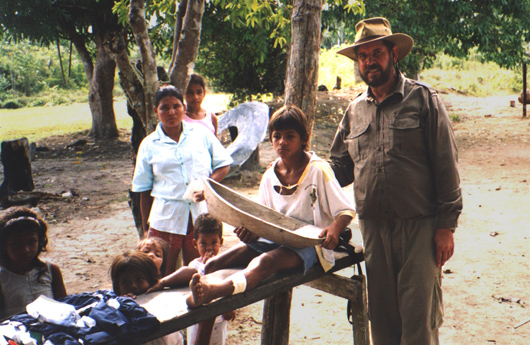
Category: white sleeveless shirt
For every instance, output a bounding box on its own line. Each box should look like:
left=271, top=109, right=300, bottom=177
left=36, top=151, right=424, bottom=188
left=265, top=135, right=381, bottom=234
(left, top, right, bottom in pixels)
left=0, top=261, right=54, bottom=319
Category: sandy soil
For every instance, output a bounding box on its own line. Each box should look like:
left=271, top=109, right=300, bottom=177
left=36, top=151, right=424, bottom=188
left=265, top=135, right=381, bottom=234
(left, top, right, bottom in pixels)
left=1, top=90, right=529, bottom=344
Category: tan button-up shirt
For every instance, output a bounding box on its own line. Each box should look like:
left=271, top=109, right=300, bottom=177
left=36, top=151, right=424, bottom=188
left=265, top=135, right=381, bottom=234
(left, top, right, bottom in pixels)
left=330, top=74, right=462, bottom=229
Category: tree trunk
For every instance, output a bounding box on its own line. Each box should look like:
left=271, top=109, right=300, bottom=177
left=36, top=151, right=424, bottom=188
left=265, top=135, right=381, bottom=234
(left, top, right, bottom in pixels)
left=0, top=138, right=34, bottom=202
left=88, top=35, right=119, bottom=139
left=169, top=0, right=205, bottom=92
left=71, top=32, right=118, bottom=140
left=284, top=0, right=322, bottom=147
left=129, top=0, right=159, bottom=134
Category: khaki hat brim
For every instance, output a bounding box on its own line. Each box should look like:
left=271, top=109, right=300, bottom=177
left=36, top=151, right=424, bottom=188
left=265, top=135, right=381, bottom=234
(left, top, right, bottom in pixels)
left=337, top=33, right=414, bottom=62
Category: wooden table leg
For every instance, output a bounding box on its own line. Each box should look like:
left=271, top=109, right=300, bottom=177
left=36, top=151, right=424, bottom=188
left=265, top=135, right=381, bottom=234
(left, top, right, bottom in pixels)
left=305, top=274, right=369, bottom=345
left=261, top=289, right=293, bottom=345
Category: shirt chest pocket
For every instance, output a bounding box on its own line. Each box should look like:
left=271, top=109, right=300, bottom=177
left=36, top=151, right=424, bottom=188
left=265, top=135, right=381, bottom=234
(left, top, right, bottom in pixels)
left=345, top=122, right=370, bottom=163
left=388, top=114, right=425, bottom=155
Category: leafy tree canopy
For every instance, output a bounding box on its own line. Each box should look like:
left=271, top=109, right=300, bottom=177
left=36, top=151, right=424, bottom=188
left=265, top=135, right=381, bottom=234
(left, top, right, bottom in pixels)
left=326, top=0, right=530, bottom=76
left=0, top=0, right=120, bottom=44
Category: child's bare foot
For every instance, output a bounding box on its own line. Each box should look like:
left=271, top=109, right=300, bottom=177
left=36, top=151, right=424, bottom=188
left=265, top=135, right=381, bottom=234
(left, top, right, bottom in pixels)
left=186, top=273, right=209, bottom=308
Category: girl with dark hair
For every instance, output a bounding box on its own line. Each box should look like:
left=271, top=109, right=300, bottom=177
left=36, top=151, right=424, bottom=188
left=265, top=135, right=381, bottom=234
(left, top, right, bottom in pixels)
left=110, top=250, right=184, bottom=345
left=184, top=74, right=218, bottom=135
left=0, top=206, right=67, bottom=318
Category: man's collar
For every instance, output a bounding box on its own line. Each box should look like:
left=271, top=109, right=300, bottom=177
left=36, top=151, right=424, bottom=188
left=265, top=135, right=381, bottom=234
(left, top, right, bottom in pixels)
left=366, top=72, right=405, bottom=103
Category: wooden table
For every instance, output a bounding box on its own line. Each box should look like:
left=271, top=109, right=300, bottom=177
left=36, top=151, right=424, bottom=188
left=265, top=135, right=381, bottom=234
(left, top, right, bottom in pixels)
left=132, top=250, right=368, bottom=345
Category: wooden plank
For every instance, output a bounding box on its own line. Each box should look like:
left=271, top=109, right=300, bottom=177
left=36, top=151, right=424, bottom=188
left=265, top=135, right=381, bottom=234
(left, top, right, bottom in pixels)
left=305, top=274, right=363, bottom=300
left=128, top=251, right=364, bottom=345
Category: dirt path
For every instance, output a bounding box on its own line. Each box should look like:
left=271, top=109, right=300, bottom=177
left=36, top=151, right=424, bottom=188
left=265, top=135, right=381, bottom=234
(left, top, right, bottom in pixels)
left=1, top=91, right=529, bottom=344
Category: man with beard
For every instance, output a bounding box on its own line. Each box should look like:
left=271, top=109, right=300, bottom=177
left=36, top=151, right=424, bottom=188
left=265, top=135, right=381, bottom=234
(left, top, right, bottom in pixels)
left=329, top=17, right=462, bottom=345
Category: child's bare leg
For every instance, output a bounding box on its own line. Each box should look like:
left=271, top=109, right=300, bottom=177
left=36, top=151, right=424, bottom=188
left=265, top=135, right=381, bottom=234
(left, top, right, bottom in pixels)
left=204, top=243, right=258, bottom=274
left=187, top=247, right=302, bottom=307
left=242, top=247, right=302, bottom=290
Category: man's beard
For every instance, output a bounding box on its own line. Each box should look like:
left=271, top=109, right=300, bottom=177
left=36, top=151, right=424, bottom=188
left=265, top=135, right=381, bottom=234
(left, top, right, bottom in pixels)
left=360, top=60, right=394, bottom=87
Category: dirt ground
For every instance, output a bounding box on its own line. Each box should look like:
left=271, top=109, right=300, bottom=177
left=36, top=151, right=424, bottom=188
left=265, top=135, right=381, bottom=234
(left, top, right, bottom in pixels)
left=1, top=89, right=529, bottom=344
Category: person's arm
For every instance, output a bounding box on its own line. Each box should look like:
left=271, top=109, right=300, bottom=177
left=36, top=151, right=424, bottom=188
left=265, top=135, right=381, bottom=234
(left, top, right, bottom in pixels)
left=425, top=92, right=462, bottom=266
left=319, top=214, right=353, bottom=250
left=209, top=165, right=230, bottom=182
left=50, top=263, right=67, bottom=299
left=426, top=92, right=462, bottom=230
left=139, top=190, right=153, bottom=233
left=146, top=266, right=198, bottom=293
left=211, top=113, right=218, bottom=137
left=329, top=106, right=355, bottom=187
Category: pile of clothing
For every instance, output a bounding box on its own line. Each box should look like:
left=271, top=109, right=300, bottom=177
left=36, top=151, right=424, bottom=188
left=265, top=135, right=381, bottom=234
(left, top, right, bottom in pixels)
left=1, top=290, right=159, bottom=345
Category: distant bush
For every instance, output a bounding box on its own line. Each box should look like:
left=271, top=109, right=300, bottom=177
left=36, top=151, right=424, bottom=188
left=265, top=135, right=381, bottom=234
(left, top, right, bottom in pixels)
left=0, top=39, right=88, bottom=98
left=28, top=99, right=47, bottom=107
left=2, top=100, right=24, bottom=109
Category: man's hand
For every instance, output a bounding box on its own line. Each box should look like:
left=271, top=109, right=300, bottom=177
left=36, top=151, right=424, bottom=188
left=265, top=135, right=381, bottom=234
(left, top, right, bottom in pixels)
left=434, top=228, right=454, bottom=267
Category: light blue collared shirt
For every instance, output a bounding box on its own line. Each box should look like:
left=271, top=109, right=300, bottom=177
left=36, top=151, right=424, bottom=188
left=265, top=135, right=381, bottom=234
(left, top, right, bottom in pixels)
left=132, top=122, right=233, bottom=234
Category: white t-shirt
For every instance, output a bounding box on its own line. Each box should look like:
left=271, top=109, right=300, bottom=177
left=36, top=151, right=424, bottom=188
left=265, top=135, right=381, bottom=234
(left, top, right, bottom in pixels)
left=258, top=152, right=357, bottom=268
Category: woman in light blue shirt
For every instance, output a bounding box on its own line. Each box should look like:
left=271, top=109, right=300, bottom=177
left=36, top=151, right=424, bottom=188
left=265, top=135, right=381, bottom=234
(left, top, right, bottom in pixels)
left=132, top=85, right=232, bottom=275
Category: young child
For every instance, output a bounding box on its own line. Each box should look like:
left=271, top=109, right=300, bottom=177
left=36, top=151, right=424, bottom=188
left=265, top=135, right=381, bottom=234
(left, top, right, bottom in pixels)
left=184, top=74, right=218, bottom=135
left=138, top=237, right=168, bottom=276
left=110, top=250, right=183, bottom=345
left=147, top=214, right=235, bottom=345
left=0, top=207, right=67, bottom=319
left=186, top=105, right=356, bottom=309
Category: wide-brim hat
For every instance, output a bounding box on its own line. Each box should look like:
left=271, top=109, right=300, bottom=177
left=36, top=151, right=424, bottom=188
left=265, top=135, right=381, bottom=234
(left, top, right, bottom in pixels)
left=337, top=17, right=414, bottom=62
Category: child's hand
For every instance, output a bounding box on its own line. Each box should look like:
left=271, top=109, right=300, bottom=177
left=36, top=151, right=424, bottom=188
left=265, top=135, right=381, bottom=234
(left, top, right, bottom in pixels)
left=123, top=292, right=137, bottom=299
left=193, top=190, right=205, bottom=202
left=234, top=227, right=258, bottom=243
left=198, top=251, right=214, bottom=264
left=145, top=279, right=165, bottom=294
left=222, top=310, right=236, bottom=321
left=319, top=225, right=341, bottom=250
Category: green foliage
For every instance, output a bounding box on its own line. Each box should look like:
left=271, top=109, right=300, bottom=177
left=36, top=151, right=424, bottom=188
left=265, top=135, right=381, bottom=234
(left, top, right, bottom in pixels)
left=194, top=1, right=288, bottom=105
left=1, top=100, right=23, bottom=109
left=421, top=53, right=522, bottom=97
left=0, top=40, right=88, bottom=95
left=329, top=0, right=530, bottom=76
left=319, top=46, right=358, bottom=89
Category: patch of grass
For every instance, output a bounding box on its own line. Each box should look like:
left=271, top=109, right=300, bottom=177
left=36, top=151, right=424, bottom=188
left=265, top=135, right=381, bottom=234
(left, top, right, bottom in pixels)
left=319, top=45, right=362, bottom=90
left=0, top=93, right=231, bottom=143
left=421, top=53, right=520, bottom=97
left=450, top=114, right=461, bottom=122
left=0, top=98, right=133, bottom=142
